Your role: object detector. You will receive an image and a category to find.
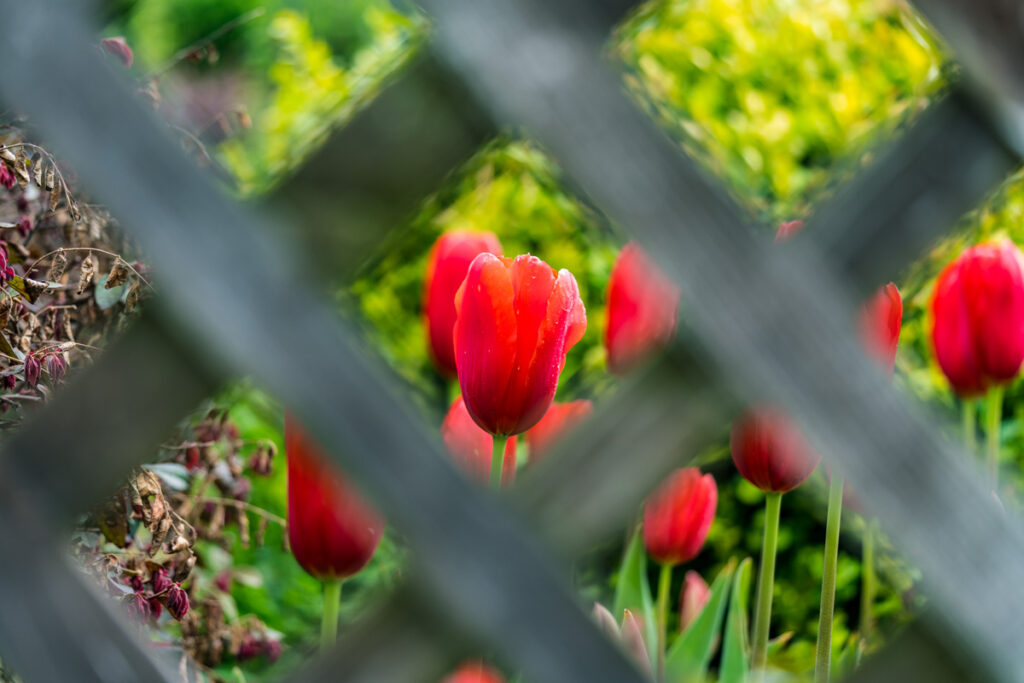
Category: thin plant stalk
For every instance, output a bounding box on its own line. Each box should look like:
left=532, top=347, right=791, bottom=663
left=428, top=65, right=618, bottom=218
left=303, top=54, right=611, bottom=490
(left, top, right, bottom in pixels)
left=656, top=562, right=673, bottom=681
left=962, top=399, right=976, bottom=455
left=860, top=518, right=877, bottom=646
left=321, top=579, right=342, bottom=651
left=751, top=492, right=783, bottom=671
left=985, top=386, right=1004, bottom=486
left=490, top=435, right=507, bottom=490
left=814, top=475, right=844, bottom=683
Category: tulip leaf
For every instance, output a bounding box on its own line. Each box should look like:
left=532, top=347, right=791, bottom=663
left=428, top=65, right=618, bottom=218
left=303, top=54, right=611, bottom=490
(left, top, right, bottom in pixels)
left=665, top=558, right=736, bottom=682
left=720, top=557, right=753, bottom=683
left=613, top=530, right=658, bottom=671
left=832, top=634, right=863, bottom=680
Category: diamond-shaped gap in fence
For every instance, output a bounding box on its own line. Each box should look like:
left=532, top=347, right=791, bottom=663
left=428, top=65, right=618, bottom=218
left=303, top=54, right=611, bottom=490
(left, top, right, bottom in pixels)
left=111, top=0, right=425, bottom=196
left=344, top=138, right=621, bottom=418
left=614, top=0, right=947, bottom=225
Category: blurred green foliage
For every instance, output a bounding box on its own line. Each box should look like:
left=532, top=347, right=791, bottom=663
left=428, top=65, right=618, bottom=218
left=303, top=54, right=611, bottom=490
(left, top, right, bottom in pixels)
left=615, top=0, right=946, bottom=224
left=219, top=7, right=423, bottom=194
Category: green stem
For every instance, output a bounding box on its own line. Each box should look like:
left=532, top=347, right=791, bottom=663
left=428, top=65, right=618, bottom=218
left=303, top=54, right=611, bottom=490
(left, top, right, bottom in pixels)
left=962, top=399, right=976, bottom=455
left=860, top=518, right=877, bottom=646
left=490, top=435, right=508, bottom=490
left=321, top=579, right=342, bottom=651
left=814, top=475, right=844, bottom=683
left=656, top=562, right=673, bottom=681
left=985, top=386, right=1004, bottom=486
left=751, top=492, right=783, bottom=671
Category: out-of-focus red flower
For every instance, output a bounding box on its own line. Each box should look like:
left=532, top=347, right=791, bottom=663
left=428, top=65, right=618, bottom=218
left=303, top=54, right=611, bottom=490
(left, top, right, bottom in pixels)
left=730, top=407, right=820, bottom=494
left=0, top=165, right=14, bottom=190
left=286, top=415, right=384, bottom=580
left=679, top=570, right=710, bottom=632
left=604, top=243, right=680, bottom=375
left=931, top=240, right=1024, bottom=397
left=443, top=661, right=506, bottom=683
left=441, top=396, right=518, bottom=487
left=165, top=584, right=189, bottom=620
left=524, top=399, right=593, bottom=464
left=775, top=220, right=805, bottom=242
left=23, top=353, right=40, bottom=387
left=454, top=253, right=586, bottom=436
left=125, top=592, right=150, bottom=623
left=858, top=283, right=902, bottom=375
left=101, top=36, right=134, bottom=68
left=424, top=230, right=503, bottom=377
left=643, top=468, right=717, bottom=565
left=151, top=568, right=172, bottom=595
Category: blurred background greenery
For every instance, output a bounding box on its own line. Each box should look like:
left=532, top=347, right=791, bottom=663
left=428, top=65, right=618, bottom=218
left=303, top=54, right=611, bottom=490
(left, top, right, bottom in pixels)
left=99, top=0, right=1024, bottom=678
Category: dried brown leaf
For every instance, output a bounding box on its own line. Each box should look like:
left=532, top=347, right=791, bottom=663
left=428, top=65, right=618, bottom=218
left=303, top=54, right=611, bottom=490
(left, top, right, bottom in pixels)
left=48, top=248, right=68, bottom=281
left=69, top=198, right=81, bottom=223
left=237, top=505, right=250, bottom=549
left=124, top=283, right=141, bottom=312
left=44, top=164, right=55, bottom=191
left=32, top=161, right=42, bottom=188
left=77, top=253, right=96, bottom=294
left=0, top=148, right=15, bottom=164
left=105, top=256, right=130, bottom=289
left=49, top=182, right=61, bottom=211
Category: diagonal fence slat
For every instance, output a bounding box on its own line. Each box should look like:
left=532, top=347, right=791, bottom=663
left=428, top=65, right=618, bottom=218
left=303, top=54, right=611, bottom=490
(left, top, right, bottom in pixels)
left=810, top=90, right=1018, bottom=298
left=421, top=0, right=1024, bottom=679
left=0, top=4, right=648, bottom=682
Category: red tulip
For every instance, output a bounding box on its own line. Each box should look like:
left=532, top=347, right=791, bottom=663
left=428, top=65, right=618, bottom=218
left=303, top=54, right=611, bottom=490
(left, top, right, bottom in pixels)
left=286, top=415, right=384, bottom=580
left=679, top=570, right=710, bottom=632
left=931, top=240, right=1024, bottom=397
left=730, top=407, right=820, bottom=493
left=441, top=396, right=518, bottom=486
left=454, top=253, right=587, bottom=436
left=859, top=282, right=902, bottom=374
left=525, top=399, right=593, bottom=464
left=775, top=220, right=805, bottom=242
left=643, top=468, right=717, bottom=565
left=424, top=230, right=503, bottom=377
left=443, top=661, right=505, bottom=683
left=605, top=243, right=680, bottom=375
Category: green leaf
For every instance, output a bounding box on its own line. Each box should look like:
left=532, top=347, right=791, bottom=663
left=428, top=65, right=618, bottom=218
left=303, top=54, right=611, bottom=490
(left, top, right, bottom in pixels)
left=720, top=558, right=753, bottom=683
left=665, top=558, right=736, bottom=683
left=613, top=531, right=658, bottom=671
left=8, top=275, right=45, bottom=303
left=94, top=274, right=126, bottom=310
left=832, top=634, right=863, bottom=680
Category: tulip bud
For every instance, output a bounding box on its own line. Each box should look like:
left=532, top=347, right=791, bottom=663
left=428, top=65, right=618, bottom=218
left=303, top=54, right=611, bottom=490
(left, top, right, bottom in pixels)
left=605, top=243, right=680, bottom=375
left=592, top=602, right=620, bottom=640
left=100, top=36, right=134, bottom=68
left=524, top=400, right=593, bottom=464
left=859, top=283, right=902, bottom=375
left=643, top=468, right=717, bottom=565
left=286, top=415, right=385, bottom=580
left=424, top=230, right=503, bottom=377
left=931, top=240, right=1024, bottom=396
left=454, top=253, right=586, bottom=436
left=730, top=407, right=821, bottom=493
left=679, top=570, right=710, bottom=632
left=441, top=396, right=518, bottom=486
left=443, top=661, right=506, bottom=683
left=166, top=583, right=189, bottom=620
left=775, top=220, right=805, bottom=242
left=620, top=609, right=652, bottom=676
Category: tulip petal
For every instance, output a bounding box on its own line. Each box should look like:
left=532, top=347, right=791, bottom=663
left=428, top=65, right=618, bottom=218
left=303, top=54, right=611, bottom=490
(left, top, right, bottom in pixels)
left=454, top=253, right=518, bottom=434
